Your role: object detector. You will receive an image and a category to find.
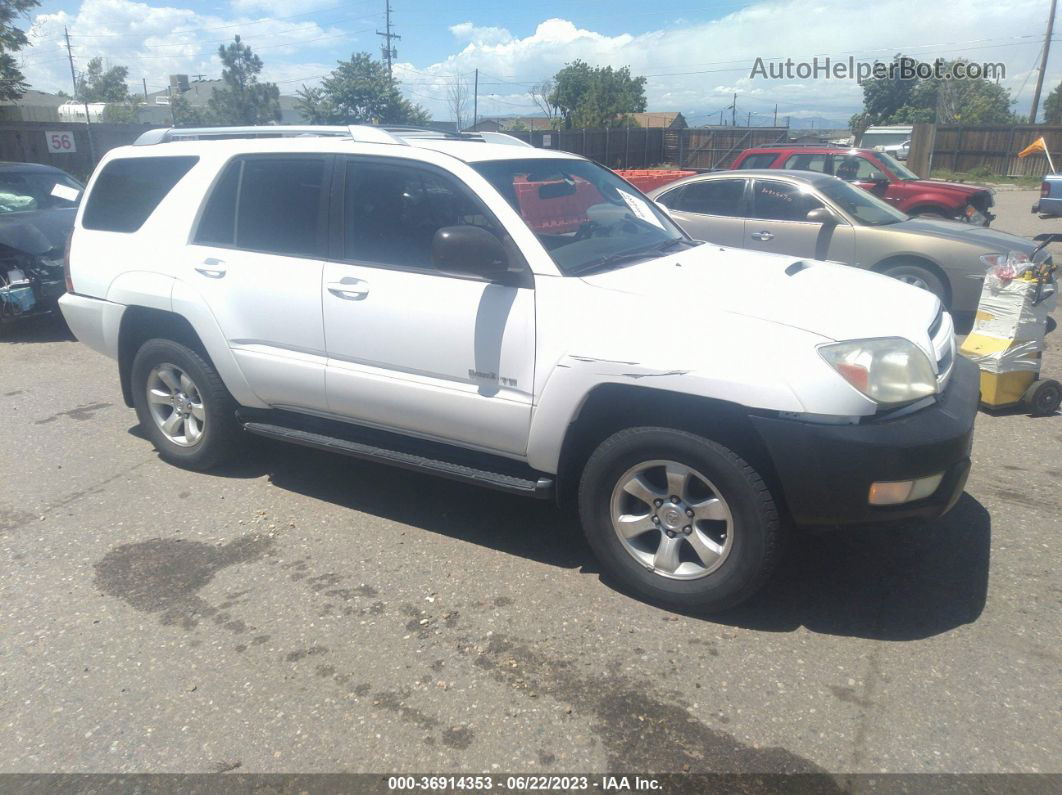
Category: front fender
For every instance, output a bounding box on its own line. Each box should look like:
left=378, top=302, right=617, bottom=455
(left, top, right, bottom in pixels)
left=526, top=358, right=807, bottom=473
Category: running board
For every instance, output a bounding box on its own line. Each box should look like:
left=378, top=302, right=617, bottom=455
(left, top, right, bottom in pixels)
left=241, top=421, right=554, bottom=499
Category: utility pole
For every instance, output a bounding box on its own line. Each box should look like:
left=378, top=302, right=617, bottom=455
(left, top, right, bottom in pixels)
left=773, top=103, right=778, bottom=126
left=1030, top=0, right=1058, bottom=123
left=377, top=1, right=401, bottom=82
left=63, top=27, right=96, bottom=163
left=473, top=68, right=478, bottom=130
left=142, top=78, right=148, bottom=101
left=731, top=93, right=736, bottom=127
left=747, top=111, right=752, bottom=127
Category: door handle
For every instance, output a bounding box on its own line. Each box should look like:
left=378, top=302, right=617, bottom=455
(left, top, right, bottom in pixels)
left=750, top=231, right=774, bottom=241
left=327, top=279, right=369, bottom=300
left=195, top=258, right=226, bottom=278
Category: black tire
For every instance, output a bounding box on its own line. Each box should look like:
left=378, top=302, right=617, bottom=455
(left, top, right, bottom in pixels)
left=131, top=338, right=240, bottom=470
left=578, top=426, right=785, bottom=613
left=1024, top=379, right=1062, bottom=417
left=880, top=261, right=948, bottom=305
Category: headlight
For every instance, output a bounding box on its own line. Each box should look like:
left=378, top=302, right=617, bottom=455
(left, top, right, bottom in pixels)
left=818, top=337, right=937, bottom=405
left=980, top=252, right=1030, bottom=269
left=964, top=205, right=986, bottom=224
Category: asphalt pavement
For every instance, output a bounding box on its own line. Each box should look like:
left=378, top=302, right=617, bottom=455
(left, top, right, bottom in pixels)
left=0, top=189, right=1058, bottom=776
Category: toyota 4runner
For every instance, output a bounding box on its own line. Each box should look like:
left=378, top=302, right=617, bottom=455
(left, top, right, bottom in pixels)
left=59, top=125, right=979, bottom=612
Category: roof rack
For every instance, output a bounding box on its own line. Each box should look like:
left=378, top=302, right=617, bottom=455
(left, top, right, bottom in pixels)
left=133, top=125, right=406, bottom=146
left=133, top=125, right=534, bottom=149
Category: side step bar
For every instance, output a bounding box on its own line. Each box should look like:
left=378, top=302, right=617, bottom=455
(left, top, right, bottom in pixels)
left=242, top=421, right=555, bottom=499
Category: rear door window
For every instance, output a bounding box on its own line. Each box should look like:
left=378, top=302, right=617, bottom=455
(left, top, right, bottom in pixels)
left=783, top=154, right=830, bottom=173
left=751, top=180, right=824, bottom=221
left=82, top=156, right=198, bottom=232
left=194, top=156, right=330, bottom=257
left=672, top=179, right=746, bottom=216
left=736, top=153, right=778, bottom=169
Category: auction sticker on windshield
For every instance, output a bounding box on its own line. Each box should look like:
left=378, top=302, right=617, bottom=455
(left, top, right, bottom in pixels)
left=618, top=190, right=665, bottom=229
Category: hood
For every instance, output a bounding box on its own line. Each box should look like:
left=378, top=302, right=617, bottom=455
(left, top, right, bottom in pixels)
left=889, top=216, right=1036, bottom=252
left=907, top=179, right=989, bottom=197
left=0, top=207, right=75, bottom=255
left=577, top=244, right=941, bottom=344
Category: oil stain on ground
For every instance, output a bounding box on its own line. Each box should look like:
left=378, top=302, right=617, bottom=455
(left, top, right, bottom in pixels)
left=93, top=534, right=274, bottom=629
left=469, top=634, right=834, bottom=776
left=35, top=402, right=112, bottom=425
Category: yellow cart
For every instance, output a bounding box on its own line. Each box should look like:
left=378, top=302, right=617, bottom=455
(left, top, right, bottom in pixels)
left=960, top=234, right=1060, bottom=416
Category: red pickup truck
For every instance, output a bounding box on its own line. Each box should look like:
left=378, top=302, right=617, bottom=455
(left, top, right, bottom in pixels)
left=731, top=146, right=995, bottom=226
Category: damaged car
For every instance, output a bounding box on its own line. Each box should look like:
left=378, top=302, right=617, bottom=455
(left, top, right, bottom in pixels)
left=0, top=162, right=83, bottom=330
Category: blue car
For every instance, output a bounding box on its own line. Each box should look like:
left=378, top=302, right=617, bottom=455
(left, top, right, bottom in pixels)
left=1033, top=173, right=1062, bottom=216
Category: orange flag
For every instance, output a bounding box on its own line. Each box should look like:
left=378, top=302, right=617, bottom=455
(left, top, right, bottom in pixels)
left=1018, top=136, right=1048, bottom=158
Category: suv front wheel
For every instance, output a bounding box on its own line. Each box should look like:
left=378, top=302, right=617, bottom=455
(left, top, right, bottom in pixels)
left=131, top=338, right=240, bottom=470
left=578, top=427, right=784, bottom=613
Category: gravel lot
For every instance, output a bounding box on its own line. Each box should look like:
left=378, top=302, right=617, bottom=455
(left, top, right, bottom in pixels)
left=0, top=189, right=1058, bottom=776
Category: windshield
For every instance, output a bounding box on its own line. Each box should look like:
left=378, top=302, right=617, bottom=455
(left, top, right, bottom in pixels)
left=472, top=158, right=688, bottom=275
left=0, top=170, right=83, bottom=215
left=876, top=151, right=919, bottom=180
left=816, top=177, right=908, bottom=226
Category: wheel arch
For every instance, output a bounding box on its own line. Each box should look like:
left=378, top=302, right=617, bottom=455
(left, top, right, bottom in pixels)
left=117, top=307, right=209, bottom=408
left=871, top=254, right=952, bottom=307
left=116, top=301, right=265, bottom=410
left=552, top=383, right=784, bottom=509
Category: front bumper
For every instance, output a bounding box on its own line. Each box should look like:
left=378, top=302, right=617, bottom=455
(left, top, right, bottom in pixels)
left=750, top=356, right=979, bottom=526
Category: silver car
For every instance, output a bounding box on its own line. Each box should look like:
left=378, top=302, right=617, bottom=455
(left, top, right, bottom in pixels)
left=650, top=169, right=1039, bottom=313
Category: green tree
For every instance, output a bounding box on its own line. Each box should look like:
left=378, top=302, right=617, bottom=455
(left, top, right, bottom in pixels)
left=170, top=93, right=209, bottom=127
left=548, top=60, right=646, bottom=129
left=299, top=52, right=429, bottom=125
left=207, top=35, right=281, bottom=125
left=855, top=54, right=1015, bottom=126
left=76, top=57, right=131, bottom=103
left=1040, top=81, right=1062, bottom=123
left=0, top=0, right=39, bottom=101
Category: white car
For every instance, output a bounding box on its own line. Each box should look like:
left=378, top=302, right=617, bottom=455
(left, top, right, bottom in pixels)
left=60, top=125, right=978, bottom=612
left=879, top=140, right=911, bottom=160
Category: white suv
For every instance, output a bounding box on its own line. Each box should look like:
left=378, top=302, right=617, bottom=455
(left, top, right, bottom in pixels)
left=60, top=125, right=978, bottom=612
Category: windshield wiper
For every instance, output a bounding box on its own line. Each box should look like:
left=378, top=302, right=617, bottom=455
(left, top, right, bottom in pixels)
left=569, top=238, right=696, bottom=276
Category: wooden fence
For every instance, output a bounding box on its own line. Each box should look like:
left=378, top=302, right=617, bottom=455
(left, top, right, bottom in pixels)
left=1, top=120, right=794, bottom=176
left=506, top=127, right=666, bottom=169
left=508, top=125, right=791, bottom=169
left=0, top=121, right=152, bottom=179
left=931, top=124, right=1062, bottom=177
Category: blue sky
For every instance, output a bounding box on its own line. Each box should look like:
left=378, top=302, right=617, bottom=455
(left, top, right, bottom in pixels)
left=20, top=0, right=1062, bottom=123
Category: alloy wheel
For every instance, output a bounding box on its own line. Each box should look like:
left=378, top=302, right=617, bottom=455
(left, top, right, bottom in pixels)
left=609, top=459, right=733, bottom=580
left=146, top=363, right=206, bottom=447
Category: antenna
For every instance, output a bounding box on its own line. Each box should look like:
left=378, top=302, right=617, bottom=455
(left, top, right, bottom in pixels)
left=376, top=1, right=401, bottom=81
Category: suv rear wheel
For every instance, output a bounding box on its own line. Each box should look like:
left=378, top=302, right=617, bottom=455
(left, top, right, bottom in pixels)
left=131, top=338, right=240, bottom=470
left=578, top=427, right=784, bottom=612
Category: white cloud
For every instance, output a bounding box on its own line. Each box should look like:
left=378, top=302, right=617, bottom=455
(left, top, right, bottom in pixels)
left=229, top=0, right=336, bottom=16
left=16, top=0, right=1059, bottom=126
left=22, top=0, right=346, bottom=96
left=396, top=0, right=1054, bottom=125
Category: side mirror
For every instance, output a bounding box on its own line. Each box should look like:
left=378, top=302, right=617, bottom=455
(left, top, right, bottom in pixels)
left=806, top=207, right=838, bottom=225
left=432, top=225, right=510, bottom=279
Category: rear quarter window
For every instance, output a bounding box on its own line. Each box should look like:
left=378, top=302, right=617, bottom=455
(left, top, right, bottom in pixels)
left=82, top=156, right=198, bottom=232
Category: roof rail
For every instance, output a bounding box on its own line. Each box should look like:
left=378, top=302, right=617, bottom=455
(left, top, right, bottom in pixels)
left=133, top=124, right=409, bottom=146
left=477, top=132, right=534, bottom=148
left=131, top=124, right=536, bottom=149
